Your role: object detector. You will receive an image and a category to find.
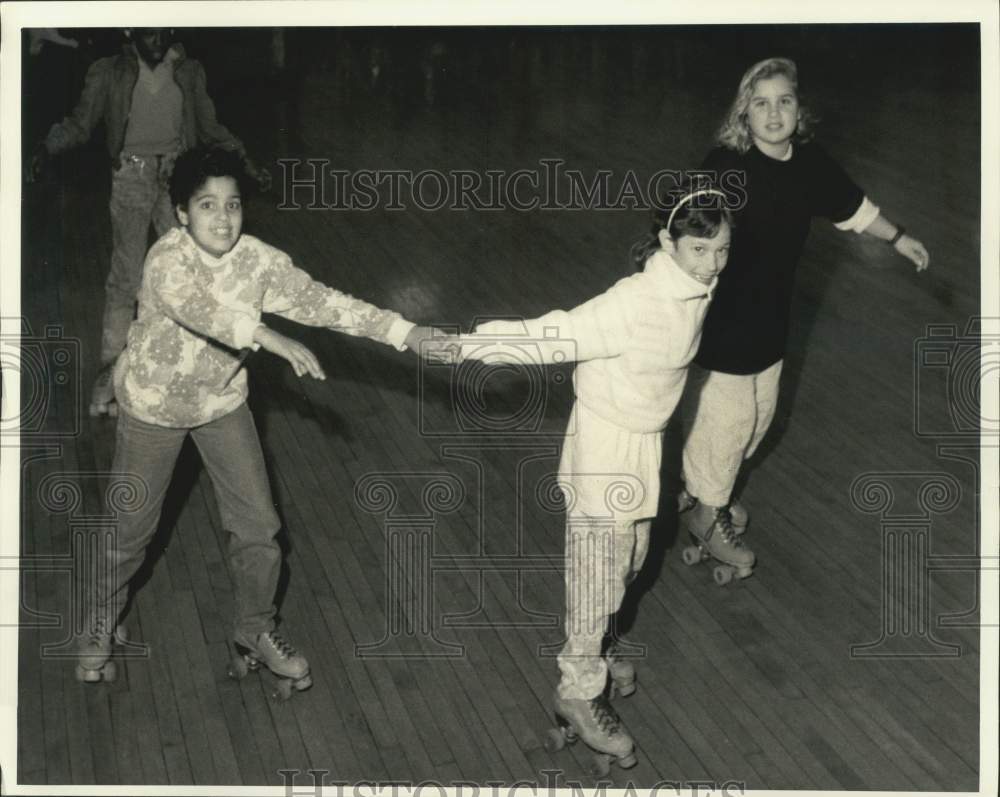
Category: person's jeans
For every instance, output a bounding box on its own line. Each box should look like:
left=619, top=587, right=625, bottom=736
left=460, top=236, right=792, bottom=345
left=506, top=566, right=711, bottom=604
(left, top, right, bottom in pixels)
left=100, top=157, right=177, bottom=366
left=95, top=403, right=282, bottom=638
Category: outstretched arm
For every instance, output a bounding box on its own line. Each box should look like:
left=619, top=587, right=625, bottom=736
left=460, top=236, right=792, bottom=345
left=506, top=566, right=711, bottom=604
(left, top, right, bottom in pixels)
left=813, top=146, right=929, bottom=273
left=26, top=58, right=110, bottom=182
left=459, top=277, right=638, bottom=365
left=833, top=197, right=929, bottom=272
left=261, top=251, right=414, bottom=350
left=861, top=214, right=930, bottom=271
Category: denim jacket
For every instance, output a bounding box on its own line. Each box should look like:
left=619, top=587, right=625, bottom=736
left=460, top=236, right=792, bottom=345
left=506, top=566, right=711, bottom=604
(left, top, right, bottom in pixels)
left=44, top=43, right=246, bottom=161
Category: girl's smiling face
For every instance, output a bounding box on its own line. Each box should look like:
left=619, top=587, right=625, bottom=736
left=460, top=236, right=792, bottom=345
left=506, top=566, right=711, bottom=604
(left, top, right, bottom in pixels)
left=659, top=222, right=731, bottom=286
left=177, top=176, right=243, bottom=258
left=746, top=74, right=799, bottom=157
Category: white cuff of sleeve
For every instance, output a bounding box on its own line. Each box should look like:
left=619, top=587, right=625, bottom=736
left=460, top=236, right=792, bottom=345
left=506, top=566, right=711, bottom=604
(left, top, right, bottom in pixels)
left=387, top=317, right=416, bottom=351
left=234, top=318, right=263, bottom=350
left=834, top=196, right=880, bottom=233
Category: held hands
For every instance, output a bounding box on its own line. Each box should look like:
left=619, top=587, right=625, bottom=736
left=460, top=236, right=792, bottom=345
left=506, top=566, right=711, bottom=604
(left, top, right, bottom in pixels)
left=404, top=326, right=460, bottom=364
left=894, top=234, right=930, bottom=272
left=253, top=325, right=326, bottom=380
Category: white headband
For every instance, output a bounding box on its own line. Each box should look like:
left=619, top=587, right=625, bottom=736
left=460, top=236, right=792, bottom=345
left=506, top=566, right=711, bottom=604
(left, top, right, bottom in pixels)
left=666, top=189, right=727, bottom=233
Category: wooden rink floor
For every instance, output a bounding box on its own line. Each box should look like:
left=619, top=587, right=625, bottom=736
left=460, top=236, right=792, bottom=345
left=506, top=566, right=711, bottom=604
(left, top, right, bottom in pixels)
left=15, top=25, right=986, bottom=789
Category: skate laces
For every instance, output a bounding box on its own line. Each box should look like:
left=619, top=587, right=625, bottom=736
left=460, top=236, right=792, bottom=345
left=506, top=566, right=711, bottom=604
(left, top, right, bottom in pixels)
left=588, top=695, right=623, bottom=736
left=86, top=616, right=113, bottom=645
left=709, top=507, right=743, bottom=548
left=262, top=630, right=298, bottom=659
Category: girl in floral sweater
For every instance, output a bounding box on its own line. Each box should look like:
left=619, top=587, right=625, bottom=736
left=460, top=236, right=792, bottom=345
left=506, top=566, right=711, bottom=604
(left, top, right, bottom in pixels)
left=77, top=146, right=445, bottom=695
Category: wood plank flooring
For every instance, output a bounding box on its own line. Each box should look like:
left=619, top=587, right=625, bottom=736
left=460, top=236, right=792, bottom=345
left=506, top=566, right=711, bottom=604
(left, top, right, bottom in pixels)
left=14, top=23, right=986, bottom=790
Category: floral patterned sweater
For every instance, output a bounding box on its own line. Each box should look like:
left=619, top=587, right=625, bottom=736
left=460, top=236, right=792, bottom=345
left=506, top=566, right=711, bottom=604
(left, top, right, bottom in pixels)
left=114, top=227, right=414, bottom=427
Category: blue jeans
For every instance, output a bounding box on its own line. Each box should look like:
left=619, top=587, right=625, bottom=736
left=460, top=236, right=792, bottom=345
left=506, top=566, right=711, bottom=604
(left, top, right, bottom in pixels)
left=101, top=156, right=177, bottom=366
left=96, top=403, right=282, bottom=637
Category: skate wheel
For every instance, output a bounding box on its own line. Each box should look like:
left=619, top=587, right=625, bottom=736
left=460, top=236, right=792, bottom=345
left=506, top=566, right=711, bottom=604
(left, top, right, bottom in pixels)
left=107, top=403, right=118, bottom=418
left=736, top=566, right=754, bottom=580
left=617, top=751, right=638, bottom=769
left=544, top=727, right=566, bottom=753
left=589, top=753, right=612, bottom=779
left=227, top=656, right=250, bottom=680
left=273, top=679, right=294, bottom=702
left=713, top=565, right=734, bottom=586
left=88, top=403, right=104, bottom=417
left=101, top=660, right=118, bottom=683
left=293, top=673, right=313, bottom=692
left=611, top=679, right=636, bottom=698
left=75, top=664, right=101, bottom=683
left=681, top=546, right=701, bottom=566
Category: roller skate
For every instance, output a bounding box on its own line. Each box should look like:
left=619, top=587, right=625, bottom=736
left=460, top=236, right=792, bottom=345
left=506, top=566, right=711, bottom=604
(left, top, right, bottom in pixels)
left=546, top=691, right=638, bottom=778
left=678, top=487, right=748, bottom=534
left=604, top=641, right=636, bottom=698
left=89, top=361, right=118, bottom=417
left=227, top=628, right=312, bottom=701
left=681, top=501, right=756, bottom=585
left=75, top=617, right=128, bottom=683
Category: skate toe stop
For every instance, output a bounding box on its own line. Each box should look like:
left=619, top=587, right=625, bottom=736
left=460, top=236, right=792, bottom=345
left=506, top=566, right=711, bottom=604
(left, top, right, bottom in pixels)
left=544, top=727, right=566, bottom=753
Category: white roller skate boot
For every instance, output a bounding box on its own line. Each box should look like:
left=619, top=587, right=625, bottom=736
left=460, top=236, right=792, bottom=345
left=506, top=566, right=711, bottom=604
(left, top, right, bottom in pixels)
left=547, top=691, right=638, bottom=777
left=604, top=641, right=636, bottom=698
left=678, top=487, right=748, bottom=535
left=75, top=617, right=126, bottom=683
left=228, top=628, right=312, bottom=700
left=89, top=361, right=118, bottom=417
left=681, top=502, right=756, bottom=585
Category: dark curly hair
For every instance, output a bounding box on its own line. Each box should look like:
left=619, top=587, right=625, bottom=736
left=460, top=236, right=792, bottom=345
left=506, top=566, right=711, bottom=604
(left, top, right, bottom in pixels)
left=169, top=146, right=249, bottom=208
left=629, top=175, right=735, bottom=270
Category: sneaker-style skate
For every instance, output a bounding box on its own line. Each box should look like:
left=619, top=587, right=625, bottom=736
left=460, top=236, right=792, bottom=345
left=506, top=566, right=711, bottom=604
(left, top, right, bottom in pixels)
left=678, top=487, right=748, bottom=534
left=604, top=642, right=636, bottom=698
left=227, top=629, right=312, bottom=700
left=75, top=618, right=128, bottom=683
left=681, top=502, right=756, bottom=585
left=89, top=361, right=118, bottom=417
left=546, top=692, right=638, bottom=777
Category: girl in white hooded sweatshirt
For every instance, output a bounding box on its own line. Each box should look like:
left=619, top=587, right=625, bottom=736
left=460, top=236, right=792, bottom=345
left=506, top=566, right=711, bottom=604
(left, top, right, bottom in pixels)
left=456, top=182, right=734, bottom=773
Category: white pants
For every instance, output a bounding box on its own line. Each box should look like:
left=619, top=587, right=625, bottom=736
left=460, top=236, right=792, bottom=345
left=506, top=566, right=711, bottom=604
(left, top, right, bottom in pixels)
left=556, top=517, right=651, bottom=700
left=681, top=361, right=783, bottom=507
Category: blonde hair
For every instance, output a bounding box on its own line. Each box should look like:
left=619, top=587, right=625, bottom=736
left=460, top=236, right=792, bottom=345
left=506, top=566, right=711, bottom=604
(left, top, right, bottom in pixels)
left=716, top=57, right=817, bottom=154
